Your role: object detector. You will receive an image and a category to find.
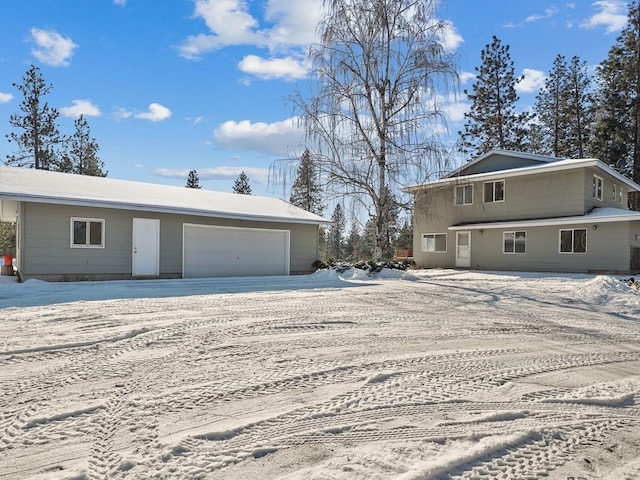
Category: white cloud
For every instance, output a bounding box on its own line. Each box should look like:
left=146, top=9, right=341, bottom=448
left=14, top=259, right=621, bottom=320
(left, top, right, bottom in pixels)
left=113, top=0, right=126, bottom=5
left=525, top=7, right=558, bottom=23
left=60, top=99, right=102, bottom=118
left=213, top=117, right=304, bottom=155
left=0, top=92, right=13, bottom=103
left=459, top=71, right=475, bottom=84
left=517, top=68, right=546, bottom=93
left=177, top=0, right=322, bottom=59
left=580, top=0, right=627, bottom=33
left=155, top=166, right=269, bottom=183
left=30, top=28, right=77, bottom=67
left=113, top=107, right=133, bottom=121
left=238, top=55, right=309, bottom=80
left=135, top=103, right=172, bottom=122
left=440, top=20, right=463, bottom=52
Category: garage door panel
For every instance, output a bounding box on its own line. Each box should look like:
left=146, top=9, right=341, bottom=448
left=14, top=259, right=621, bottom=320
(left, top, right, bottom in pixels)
left=183, top=224, right=290, bottom=278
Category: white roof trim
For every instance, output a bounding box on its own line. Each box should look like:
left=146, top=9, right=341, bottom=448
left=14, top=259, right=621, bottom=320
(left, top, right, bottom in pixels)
left=403, top=157, right=640, bottom=193
left=443, top=149, right=560, bottom=179
left=448, top=207, right=640, bottom=231
left=0, top=167, right=330, bottom=225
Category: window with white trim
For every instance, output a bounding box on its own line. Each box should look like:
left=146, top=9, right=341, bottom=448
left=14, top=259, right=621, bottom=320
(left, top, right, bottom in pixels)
left=593, top=175, right=603, bottom=201
left=455, top=184, right=473, bottom=206
left=71, top=218, right=105, bottom=248
left=503, top=231, right=526, bottom=254
left=422, top=233, right=447, bottom=253
left=559, top=228, right=587, bottom=254
left=483, top=180, right=505, bottom=203
left=612, top=183, right=618, bottom=202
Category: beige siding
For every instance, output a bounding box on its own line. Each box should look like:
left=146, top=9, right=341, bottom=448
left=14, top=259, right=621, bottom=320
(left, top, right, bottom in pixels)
left=458, top=153, right=548, bottom=175
left=469, top=222, right=631, bottom=273
left=413, top=169, right=586, bottom=269
left=583, top=167, right=630, bottom=211
left=20, top=202, right=319, bottom=280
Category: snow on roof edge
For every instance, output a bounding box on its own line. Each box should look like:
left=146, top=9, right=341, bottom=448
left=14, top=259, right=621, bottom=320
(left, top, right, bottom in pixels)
left=448, top=207, right=640, bottom=230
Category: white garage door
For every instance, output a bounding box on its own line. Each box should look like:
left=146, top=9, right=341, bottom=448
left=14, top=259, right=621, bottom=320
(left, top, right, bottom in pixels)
left=183, top=224, right=290, bottom=278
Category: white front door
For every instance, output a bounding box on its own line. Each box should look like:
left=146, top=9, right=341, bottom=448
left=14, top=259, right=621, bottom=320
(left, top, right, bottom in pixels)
left=132, top=218, right=160, bottom=276
left=455, top=231, right=471, bottom=268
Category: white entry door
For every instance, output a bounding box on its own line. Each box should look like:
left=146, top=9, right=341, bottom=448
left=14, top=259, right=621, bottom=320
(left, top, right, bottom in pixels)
left=455, top=231, right=471, bottom=268
left=132, top=218, right=160, bottom=276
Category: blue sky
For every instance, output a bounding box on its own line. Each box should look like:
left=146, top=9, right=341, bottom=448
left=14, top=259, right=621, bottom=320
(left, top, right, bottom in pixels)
left=0, top=0, right=630, bottom=198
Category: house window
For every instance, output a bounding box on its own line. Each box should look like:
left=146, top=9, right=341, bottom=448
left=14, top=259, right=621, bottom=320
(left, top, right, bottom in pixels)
left=503, top=231, right=526, bottom=254
left=455, top=185, right=473, bottom=206
left=612, top=184, right=618, bottom=202
left=619, top=187, right=624, bottom=203
left=422, top=233, right=447, bottom=253
left=559, top=228, right=587, bottom=254
left=483, top=180, right=505, bottom=203
left=71, top=218, right=105, bottom=248
left=593, top=175, right=603, bottom=201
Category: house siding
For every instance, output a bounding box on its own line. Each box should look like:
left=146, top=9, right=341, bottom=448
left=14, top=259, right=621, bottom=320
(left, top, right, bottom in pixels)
left=456, top=153, right=549, bottom=176
left=413, top=169, right=587, bottom=269
left=469, top=222, right=631, bottom=273
left=19, top=202, right=319, bottom=281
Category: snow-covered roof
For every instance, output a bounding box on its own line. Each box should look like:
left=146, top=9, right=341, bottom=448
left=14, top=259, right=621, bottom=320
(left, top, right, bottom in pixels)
left=443, top=149, right=560, bottom=179
left=448, top=207, right=640, bottom=230
left=0, top=167, right=330, bottom=225
left=403, top=157, right=640, bottom=193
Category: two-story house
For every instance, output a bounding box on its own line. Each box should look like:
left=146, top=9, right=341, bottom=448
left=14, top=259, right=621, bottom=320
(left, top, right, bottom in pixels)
left=403, top=150, right=640, bottom=274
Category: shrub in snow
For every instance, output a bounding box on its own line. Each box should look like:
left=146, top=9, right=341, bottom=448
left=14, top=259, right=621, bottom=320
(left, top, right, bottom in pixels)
left=312, top=259, right=414, bottom=274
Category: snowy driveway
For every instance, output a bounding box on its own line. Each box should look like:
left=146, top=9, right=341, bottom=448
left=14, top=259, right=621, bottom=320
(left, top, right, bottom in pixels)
left=1, top=269, right=639, bottom=479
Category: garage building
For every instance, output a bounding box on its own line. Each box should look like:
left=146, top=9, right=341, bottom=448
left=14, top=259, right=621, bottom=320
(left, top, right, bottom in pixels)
left=0, top=167, right=328, bottom=282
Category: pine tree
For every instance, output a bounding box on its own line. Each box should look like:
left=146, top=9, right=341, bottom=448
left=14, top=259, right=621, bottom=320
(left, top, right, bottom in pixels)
left=344, top=222, right=361, bottom=261
left=186, top=169, right=201, bottom=189
left=590, top=0, right=640, bottom=201
left=289, top=149, right=324, bottom=215
left=6, top=65, right=63, bottom=170
left=59, top=115, right=106, bottom=176
left=327, top=204, right=346, bottom=260
left=233, top=171, right=252, bottom=195
left=459, top=36, right=530, bottom=157
left=534, top=55, right=593, bottom=159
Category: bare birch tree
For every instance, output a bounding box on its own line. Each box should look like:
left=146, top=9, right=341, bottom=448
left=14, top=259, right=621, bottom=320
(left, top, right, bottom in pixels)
left=292, top=0, right=457, bottom=259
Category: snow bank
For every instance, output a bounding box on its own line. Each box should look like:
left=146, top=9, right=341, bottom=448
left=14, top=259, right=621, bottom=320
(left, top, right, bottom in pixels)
left=575, top=275, right=637, bottom=305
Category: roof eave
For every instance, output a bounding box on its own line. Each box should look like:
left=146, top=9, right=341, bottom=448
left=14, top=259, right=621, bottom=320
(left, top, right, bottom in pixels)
left=0, top=193, right=331, bottom=225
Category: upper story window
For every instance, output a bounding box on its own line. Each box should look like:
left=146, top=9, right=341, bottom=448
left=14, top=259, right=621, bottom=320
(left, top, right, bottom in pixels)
left=593, top=175, right=603, bottom=201
left=483, top=180, right=505, bottom=203
left=612, top=183, right=618, bottom=202
left=455, top=185, right=473, bottom=206
left=71, top=217, right=105, bottom=248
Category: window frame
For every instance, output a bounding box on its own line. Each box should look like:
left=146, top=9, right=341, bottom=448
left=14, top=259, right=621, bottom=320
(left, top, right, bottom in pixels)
left=559, top=228, right=587, bottom=254
left=503, top=230, right=527, bottom=254
left=454, top=184, right=474, bottom=206
left=612, top=183, right=618, bottom=202
left=70, top=217, right=105, bottom=248
left=421, top=233, right=447, bottom=253
left=483, top=180, right=505, bottom=203
left=593, top=175, right=603, bottom=201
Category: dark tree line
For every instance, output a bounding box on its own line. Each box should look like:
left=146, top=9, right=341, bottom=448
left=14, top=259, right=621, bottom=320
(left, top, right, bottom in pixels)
left=459, top=1, right=640, bottom=207
left=5, top=65, right=106, bottom=177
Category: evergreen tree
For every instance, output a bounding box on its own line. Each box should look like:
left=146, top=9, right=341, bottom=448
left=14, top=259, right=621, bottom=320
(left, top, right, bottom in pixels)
left=233, top=171, right=252, bottom=195
left=344, top=222, right=361, bottom=261
left=590, top=0, right=640, bottom=202
left=459, top=36, right=530, bottom=157
left=6, top=65, right=63, bottom=170
left=533, top=55, right=569, bottom=157
left=186, top=169, right=202, bottom=189
left=533, top=55, right=592, bottom=159
left=394, top=219, right=413, bottom=250
left=59, top=115, right=106, bottom=176
left=289, top=149, right=324, bottom=215
left=327, top=204, right=346, bottom=260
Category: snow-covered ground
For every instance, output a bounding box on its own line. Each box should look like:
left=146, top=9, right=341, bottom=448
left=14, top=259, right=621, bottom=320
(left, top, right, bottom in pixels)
left=1, top=269, right=639, bottom=480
